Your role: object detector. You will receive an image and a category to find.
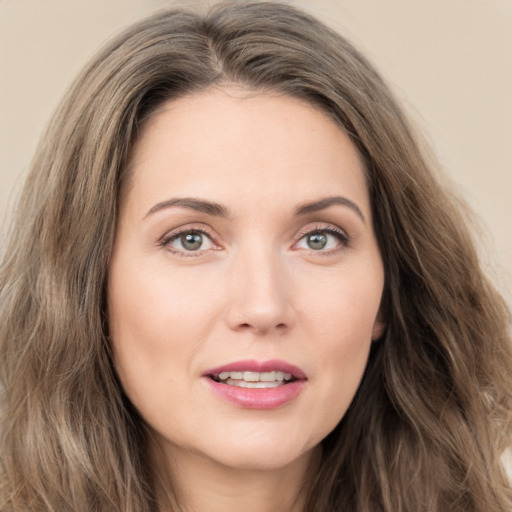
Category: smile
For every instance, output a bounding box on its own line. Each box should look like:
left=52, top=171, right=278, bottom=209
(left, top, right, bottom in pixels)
left=203, top=360, right=306, bottom=409
left=215, top=371, right=294, bottom=388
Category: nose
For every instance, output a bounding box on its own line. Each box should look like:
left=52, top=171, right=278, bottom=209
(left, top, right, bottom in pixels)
left=225, top=246, right=295, bottom=335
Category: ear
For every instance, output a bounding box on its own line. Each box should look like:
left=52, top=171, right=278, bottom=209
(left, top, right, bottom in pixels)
left=371, top=311, right=386, bottom=341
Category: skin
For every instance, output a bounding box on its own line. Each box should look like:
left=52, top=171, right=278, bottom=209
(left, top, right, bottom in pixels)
left=108, top=88, right=385, bottom=512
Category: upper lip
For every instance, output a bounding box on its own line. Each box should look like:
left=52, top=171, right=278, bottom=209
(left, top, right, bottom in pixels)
left=203, top=359, right=307, bottom=380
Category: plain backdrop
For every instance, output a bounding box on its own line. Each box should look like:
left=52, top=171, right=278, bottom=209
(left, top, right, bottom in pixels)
left=0, top=0, right=511, bottom=306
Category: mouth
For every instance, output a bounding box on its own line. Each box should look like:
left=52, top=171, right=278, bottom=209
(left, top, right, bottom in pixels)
left=203, top=359, right=307, bottom=409
left=210, top=370, right=296, bottom=388
left=204, top=359, right=306, bottom=387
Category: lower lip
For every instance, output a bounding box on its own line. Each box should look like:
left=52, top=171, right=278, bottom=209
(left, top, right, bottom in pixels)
left=205, top=378, right=306, bottom=409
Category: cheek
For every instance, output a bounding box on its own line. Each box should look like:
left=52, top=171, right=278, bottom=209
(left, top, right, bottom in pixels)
left=300, top=265, right=382, bottom=422
left=300, top=262, right=383, bottom=347
left=107, top=260, right=219, bottom=404
left=313, top=300, right=374, bottom=392
left=307, top=319, right=374, bottom=444
left=109, top=256, right=219, bottom=344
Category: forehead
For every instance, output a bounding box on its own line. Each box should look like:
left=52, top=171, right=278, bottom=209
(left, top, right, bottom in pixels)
left=124, top=88, right=370, bottom=219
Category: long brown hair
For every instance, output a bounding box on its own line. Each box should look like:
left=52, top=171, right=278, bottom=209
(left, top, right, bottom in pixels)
left=1, top=2, right=511, bottom=511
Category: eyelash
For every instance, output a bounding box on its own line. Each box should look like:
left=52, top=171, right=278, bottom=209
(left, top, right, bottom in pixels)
left=293, top=224, right=350, bottom=254
left=159, top=224, right=349, bottom=257
left=159, top=225, right=218, bottom=257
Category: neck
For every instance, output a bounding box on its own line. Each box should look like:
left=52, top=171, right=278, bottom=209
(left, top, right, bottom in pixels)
left=150, top=441, right=321, bottom=512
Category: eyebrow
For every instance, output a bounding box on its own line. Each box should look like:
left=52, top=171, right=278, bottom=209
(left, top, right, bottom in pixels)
left=145, top=198, right=228, bottom=218
left=295, top=196, right=366, bottom=222
left=145, top=195, right=365, bottom=222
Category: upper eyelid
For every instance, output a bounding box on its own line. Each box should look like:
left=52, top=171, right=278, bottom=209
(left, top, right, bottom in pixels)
left=294, top=223, right=348, bottom=240
left=160, top=224, right=216, bottom=241
left=158, top=226, right=220, bottom=254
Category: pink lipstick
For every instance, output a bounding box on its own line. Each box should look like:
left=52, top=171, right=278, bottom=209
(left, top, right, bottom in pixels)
left=203, top=359, right=307, bottom=409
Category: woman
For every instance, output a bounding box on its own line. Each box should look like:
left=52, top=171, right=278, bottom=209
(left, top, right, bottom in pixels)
left=1, top=2, right=511, bottom=511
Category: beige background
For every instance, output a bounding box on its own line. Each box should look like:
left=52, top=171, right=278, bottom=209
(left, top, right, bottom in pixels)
left=0, top=0, right=511, bottom=305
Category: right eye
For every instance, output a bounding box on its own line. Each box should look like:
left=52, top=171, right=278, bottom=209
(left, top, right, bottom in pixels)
left=162, top=229, right=215, bottom=255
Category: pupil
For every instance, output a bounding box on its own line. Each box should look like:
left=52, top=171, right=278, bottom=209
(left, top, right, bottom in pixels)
left=182, top=232, right=202, bottom=250
left=308, top=232, right=327, bottom=250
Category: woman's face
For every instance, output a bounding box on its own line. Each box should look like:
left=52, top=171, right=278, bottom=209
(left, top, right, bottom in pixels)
left=108, top=89, right=385, bottom=473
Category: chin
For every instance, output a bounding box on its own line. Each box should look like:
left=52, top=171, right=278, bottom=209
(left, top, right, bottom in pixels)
left=198, top=434, right=319, bottom=473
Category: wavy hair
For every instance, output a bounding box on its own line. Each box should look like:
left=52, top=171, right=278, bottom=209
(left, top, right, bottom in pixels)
left=1, top=2, right=511, bottom=511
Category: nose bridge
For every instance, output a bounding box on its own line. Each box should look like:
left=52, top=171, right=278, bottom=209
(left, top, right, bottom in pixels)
left=227, top=239, right=293, bottom=333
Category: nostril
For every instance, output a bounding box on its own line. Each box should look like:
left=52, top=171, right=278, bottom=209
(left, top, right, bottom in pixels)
left=240, top=322, right=288, bottom=330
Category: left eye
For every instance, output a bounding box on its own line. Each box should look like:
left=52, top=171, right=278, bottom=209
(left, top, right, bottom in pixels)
left=166, top=231, right=214, bottom=252
left=295, top=230, right=346, bottom=251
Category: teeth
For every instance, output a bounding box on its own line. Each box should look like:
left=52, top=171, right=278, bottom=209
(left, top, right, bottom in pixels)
left=260, top=371, right=276, bottom=382
left=222, top=371, right=243, bottom=380
left=244, top=371, right=260, bottom=382
left=217, top=371, right=294, bottom=385
left=225, top=379, right=283, bottom=388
